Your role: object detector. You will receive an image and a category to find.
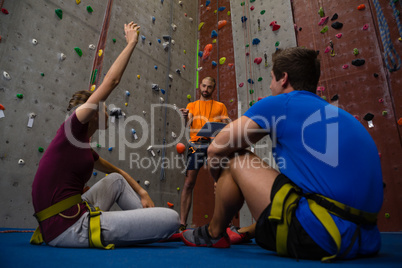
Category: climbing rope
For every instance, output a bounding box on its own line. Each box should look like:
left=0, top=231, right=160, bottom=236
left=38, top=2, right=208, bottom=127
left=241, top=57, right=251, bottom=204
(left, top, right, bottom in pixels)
left=0, top=230, right=34, bottom=233
left=372, top=0, right=401, bottom=72
left=390, top=0, right=402, bottom=38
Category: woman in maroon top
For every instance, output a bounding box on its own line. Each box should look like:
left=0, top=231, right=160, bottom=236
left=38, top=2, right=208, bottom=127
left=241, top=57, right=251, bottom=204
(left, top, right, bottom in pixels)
left=31, top=22, right=179, bottom=248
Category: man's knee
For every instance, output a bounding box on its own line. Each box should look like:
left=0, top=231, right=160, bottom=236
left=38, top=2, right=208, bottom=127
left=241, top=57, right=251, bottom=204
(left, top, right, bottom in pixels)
left=101, top=173, right=125, bottom=185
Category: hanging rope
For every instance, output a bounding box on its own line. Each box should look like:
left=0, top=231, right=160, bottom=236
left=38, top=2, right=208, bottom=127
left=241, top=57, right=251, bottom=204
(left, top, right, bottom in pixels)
left=372, top=0, right=401, bottom=72
left=390, top=0, right=402, bottom=38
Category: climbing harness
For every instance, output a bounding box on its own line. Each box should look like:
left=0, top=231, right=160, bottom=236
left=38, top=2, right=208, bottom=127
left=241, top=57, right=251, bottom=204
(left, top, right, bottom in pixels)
left=269, top=182, right=377, bottom=262
left=30, top=194, right=114, bottom=249
left=372, top=0, right=402, bottom=71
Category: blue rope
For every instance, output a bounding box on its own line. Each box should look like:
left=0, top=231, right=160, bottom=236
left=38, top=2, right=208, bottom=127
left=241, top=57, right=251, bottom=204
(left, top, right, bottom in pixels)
left=372, top=0, right=401, bottom=71
left=390, top=0, right=402, bottom=37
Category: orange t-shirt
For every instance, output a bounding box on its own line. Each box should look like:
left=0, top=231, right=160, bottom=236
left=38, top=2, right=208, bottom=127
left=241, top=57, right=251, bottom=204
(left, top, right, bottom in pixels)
left=186, top=100, right=229, bottom=142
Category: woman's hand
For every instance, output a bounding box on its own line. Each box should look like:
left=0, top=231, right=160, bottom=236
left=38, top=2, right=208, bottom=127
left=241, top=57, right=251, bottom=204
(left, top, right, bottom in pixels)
left=138, top=189, right=155, bottom=208
left=124, top=21, right=140, bottom=45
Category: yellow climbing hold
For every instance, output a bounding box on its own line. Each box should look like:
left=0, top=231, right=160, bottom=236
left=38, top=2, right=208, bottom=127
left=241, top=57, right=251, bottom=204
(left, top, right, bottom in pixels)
left=137, top=75, right=140, bottom=79
left=125, top=102, right=128, bottom=107
left=76, top=0, right=81, bottom=4
left=90, top=85, right=96, bottom=91
left=227, top=11, right=231, bottom=16
left=98, top=49, right=103, bottom=57
left=212, top=39, right=217, bottom=44
left=219, top=57, right=226, bottom=64
left=183, top=50, right=186, bottom=54
left=198, top=22, right=205, bottom=31
left=399, top=37, right=402, bottom=42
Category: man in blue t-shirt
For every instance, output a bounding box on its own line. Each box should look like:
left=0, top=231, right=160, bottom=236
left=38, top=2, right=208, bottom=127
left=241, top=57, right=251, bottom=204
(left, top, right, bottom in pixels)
left=182, top=47, right=383, bottom=261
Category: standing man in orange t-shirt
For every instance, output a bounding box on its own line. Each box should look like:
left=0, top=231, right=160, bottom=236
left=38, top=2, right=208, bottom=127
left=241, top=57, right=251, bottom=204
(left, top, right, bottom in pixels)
left=178, top=77, right=229, bottom=231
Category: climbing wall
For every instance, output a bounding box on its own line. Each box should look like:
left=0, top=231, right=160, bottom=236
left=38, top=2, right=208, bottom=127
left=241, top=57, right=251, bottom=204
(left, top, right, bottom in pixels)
left=229, top=0, right=297, bottom=227
left=292, top=0, right=402, bottom=232
left=0, top=0, right=198, bottom=228
left=192, top=0, right=239, bottom=227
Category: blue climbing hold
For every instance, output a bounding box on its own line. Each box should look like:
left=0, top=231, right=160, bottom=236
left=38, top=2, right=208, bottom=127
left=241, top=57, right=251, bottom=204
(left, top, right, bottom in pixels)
left=247, top=79, right=254, bottom=84
left=218, top=7, right=226, bottom=11
left=198, top=51, right=203, bottom=57
left=108, top=147, right=113, bottom=151
left=206, top=0, right=211, bottom=6
left=211, top=30, right=218, bottom=38
left=212, top=61, right=217, bottom=67
left=252, top=38, right=260, bottom=45
left=93, top=172, right=97, bottom=176
left=125, top=91, right=130, bottom=96
left=157, top=39, right=161, bottom=43
left=152, top=16, right=155, bottom=22
left=161, top=89, right=166, bottom=94
left=141, top=35, right=146, bottom=40
left=241, top=16, right=248, bottom=23
left=154, top=65, right=158, bottom=70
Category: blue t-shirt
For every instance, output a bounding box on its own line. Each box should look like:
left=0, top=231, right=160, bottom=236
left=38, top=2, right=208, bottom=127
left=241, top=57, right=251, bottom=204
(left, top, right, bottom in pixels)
left=244, top=90, right=383, bottom=258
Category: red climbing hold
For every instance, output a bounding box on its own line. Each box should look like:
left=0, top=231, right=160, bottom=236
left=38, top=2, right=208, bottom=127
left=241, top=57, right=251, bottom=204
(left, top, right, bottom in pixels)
left=254, top=57, right=262, bottom=64
left=0, top=104, right=5, bottom=110
left=176, top=143, right=186, bottom=154
left=250, top=6, right=255, bottom=11
left=318, top=16, right=329, bottom=26
left=270, top=21, right=281, bottom=31
left=1, top=8, right=9, bottom=14
left=167, top=202, right=174, bottom=208
left=239, top=82, right=244, bottom=87
left=202, top=44, right=213, bottom=61
left=357, top=4, right=365, bottom=10
left=218, top=20, right=227, bottom=30
left=362, top=24, right=369, bottom=30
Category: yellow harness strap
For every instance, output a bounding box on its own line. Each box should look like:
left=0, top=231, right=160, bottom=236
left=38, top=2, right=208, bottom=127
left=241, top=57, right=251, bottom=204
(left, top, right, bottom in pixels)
left=85, top=202, right=115, bottom=249
left=30, top=194, right=114, bottom=250
left=31, top=194, right=82, bottom=245
left=269, top=183, right=377, bottom=262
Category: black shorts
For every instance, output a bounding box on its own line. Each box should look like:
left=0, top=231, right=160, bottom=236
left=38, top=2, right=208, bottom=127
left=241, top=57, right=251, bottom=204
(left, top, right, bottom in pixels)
left=255, top=174, right=329, bottom=260
left=186, top=142, right=209, bottom=171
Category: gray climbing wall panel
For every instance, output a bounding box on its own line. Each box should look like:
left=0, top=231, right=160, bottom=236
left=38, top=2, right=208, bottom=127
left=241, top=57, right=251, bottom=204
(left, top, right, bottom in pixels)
left=229, top=0, right=297, bottom=227
left=0, top=0, right=198, bottom=228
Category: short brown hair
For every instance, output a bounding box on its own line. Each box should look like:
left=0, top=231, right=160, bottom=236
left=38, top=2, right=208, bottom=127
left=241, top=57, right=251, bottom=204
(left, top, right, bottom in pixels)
left=67, top=90, right=93, bottom=111
left=202, top=76, right=216, bottom=89
left=272, top=47, right=320, bottom=93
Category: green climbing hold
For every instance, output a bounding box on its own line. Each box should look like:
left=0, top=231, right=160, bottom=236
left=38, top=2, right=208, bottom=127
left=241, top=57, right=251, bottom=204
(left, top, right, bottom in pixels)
left=198, top=22, right=205, bottom=31
left=320, top=26, right=328, bottom=33
left=227, top=11, right=231, bottom=16
left=219, top=57, right=226, bottom=65
left=112, top=38, right=116, bottom=43
left=74, top=47, right=83, bottom=57
left=230, top=99, right=234, bottom=103
left=249, top=89, right=254, bottom=94
left=97, top=143, right=101, bottom=148
left=241, top=2, right=245, bottom=6
left=38, top=147, right=44, bottom=153
left=260, top=10, right=266, bottom=15
left=382, top=111, right=388, bottom=116
left=249, top=100, right=255, bottom=106
left=353, top=48, right=359, bottom=56
left=322, top=96, right=327, bottom=100
left=187, top=94, right=192, bottom=100
left=41, top=73, right=45, bottom=77
left=16, top=94, right=23, bottom=99
left=275, top=41, right=280, bottom=47
left=258, top=77, right=263, bottom=81
left=318, top=7, right=325, bottom=17
left=246, top=44, right=249, bottom=47
left=250, top=0, right=256, bottom=2
left=87, top=6, right=93, bottom=13
left=55, top=8, right=63, bottom=19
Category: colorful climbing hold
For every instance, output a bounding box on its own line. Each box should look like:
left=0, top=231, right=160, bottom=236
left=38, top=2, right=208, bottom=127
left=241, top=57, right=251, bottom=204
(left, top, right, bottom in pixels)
left=397, top=118, right=402, bottom=126
left=108, top=147, right=113, bottom=151
left=318, top=7, right=325, bottom=17
left=357, top=4, right=365, bottom=10
left=0, top=104, right=4, bottom=110
left=342, top=64, right=349, bottom=69
left=206, top=0, right=211, bottom=6
left=211, top=30, right=218, bottom=38
left=247, top=79, right=254, bottom=84
left=76, top=0, right=81, bottom=4
left=91, top=85, right=96, bottom=91
left=41, top=73, right=45, bottom=77
left=258, top=77, right=263, bottom=82
left=87, top=6, right=93, bottom=13
left=320, top=26, right=328, bottom=33
left=187, top=94, right=191, bottom=100
left=218, top=20, right=227, bottom=30
left=250, top=6, right=255, bottom=11
left=154, top=65, right=158, bottom=70
left=241, top=2, right=245, bottom=6
left=212, top=61, right=217, bottom=67
left=335, top=33, right=343, bottom=38
left=38, top=147, right=44, bottom=153
left=331, top=22, right=343, bottom=29
left=275, top=41, right=280, bottom=47
left=249, top=89, right=254, bottom=94
left=362, top=24, right=369, bottom=30
left=252, top=38, right=260, bottom=45
left=260, top=10, right=266, bottom=15
left=254, top=57, right=262, bottom=64
left=382, top=111, right=388, bottom=116
left=352, top=59, right=365, bottom=66
left=239, top=82, right=244, bottom=87
left=202, top=44, right=213, bottom=60
left=353, top=48, right=359, bottom=56
left=176, top=143, right=186, bottom=154
left=318, top=16, right=329, bottom=26
left=137, top=75, right=140, bottom=79
left=55, top=9, right=63, bottom=19
left=98, top=49, right=103, bottom=57
left=241, top=16, right=248, bottom=23
left=227, top=11, right=231, bottom=16
left=270, top=21, right=281, bottom=31
left=219, top=57, right=226, bottom=64
left=17, top=94, right=23, bottom=99
left=212, top=39, right=217, bottom=44
left=167, top=202, right=174, bottom=208
left=218, top=7, right=226, bottom=11
left=74, top=47, right=83, bottom=57
left=112, top=38, right=116, bottom=43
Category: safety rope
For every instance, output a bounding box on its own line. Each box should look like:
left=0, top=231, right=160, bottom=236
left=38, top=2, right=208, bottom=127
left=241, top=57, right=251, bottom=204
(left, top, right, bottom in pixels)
left=0, top=230, right=34, bottom=233
left=216, top=0, right=220, bottom=101
left=390, top=0, right=402, bottom=38
left=372, top=0, right=401, bottom=71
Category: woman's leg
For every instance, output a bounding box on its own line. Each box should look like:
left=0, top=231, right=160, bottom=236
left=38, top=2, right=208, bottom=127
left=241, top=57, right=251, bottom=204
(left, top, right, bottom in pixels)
left=100, top=208, right=180, bottom=246
left=82, top=173, right=142, bottom=211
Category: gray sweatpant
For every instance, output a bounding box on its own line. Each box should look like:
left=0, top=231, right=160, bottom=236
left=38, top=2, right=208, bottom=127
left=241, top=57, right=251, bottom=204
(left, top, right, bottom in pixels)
left=49, top=173, right=180, bottom=247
